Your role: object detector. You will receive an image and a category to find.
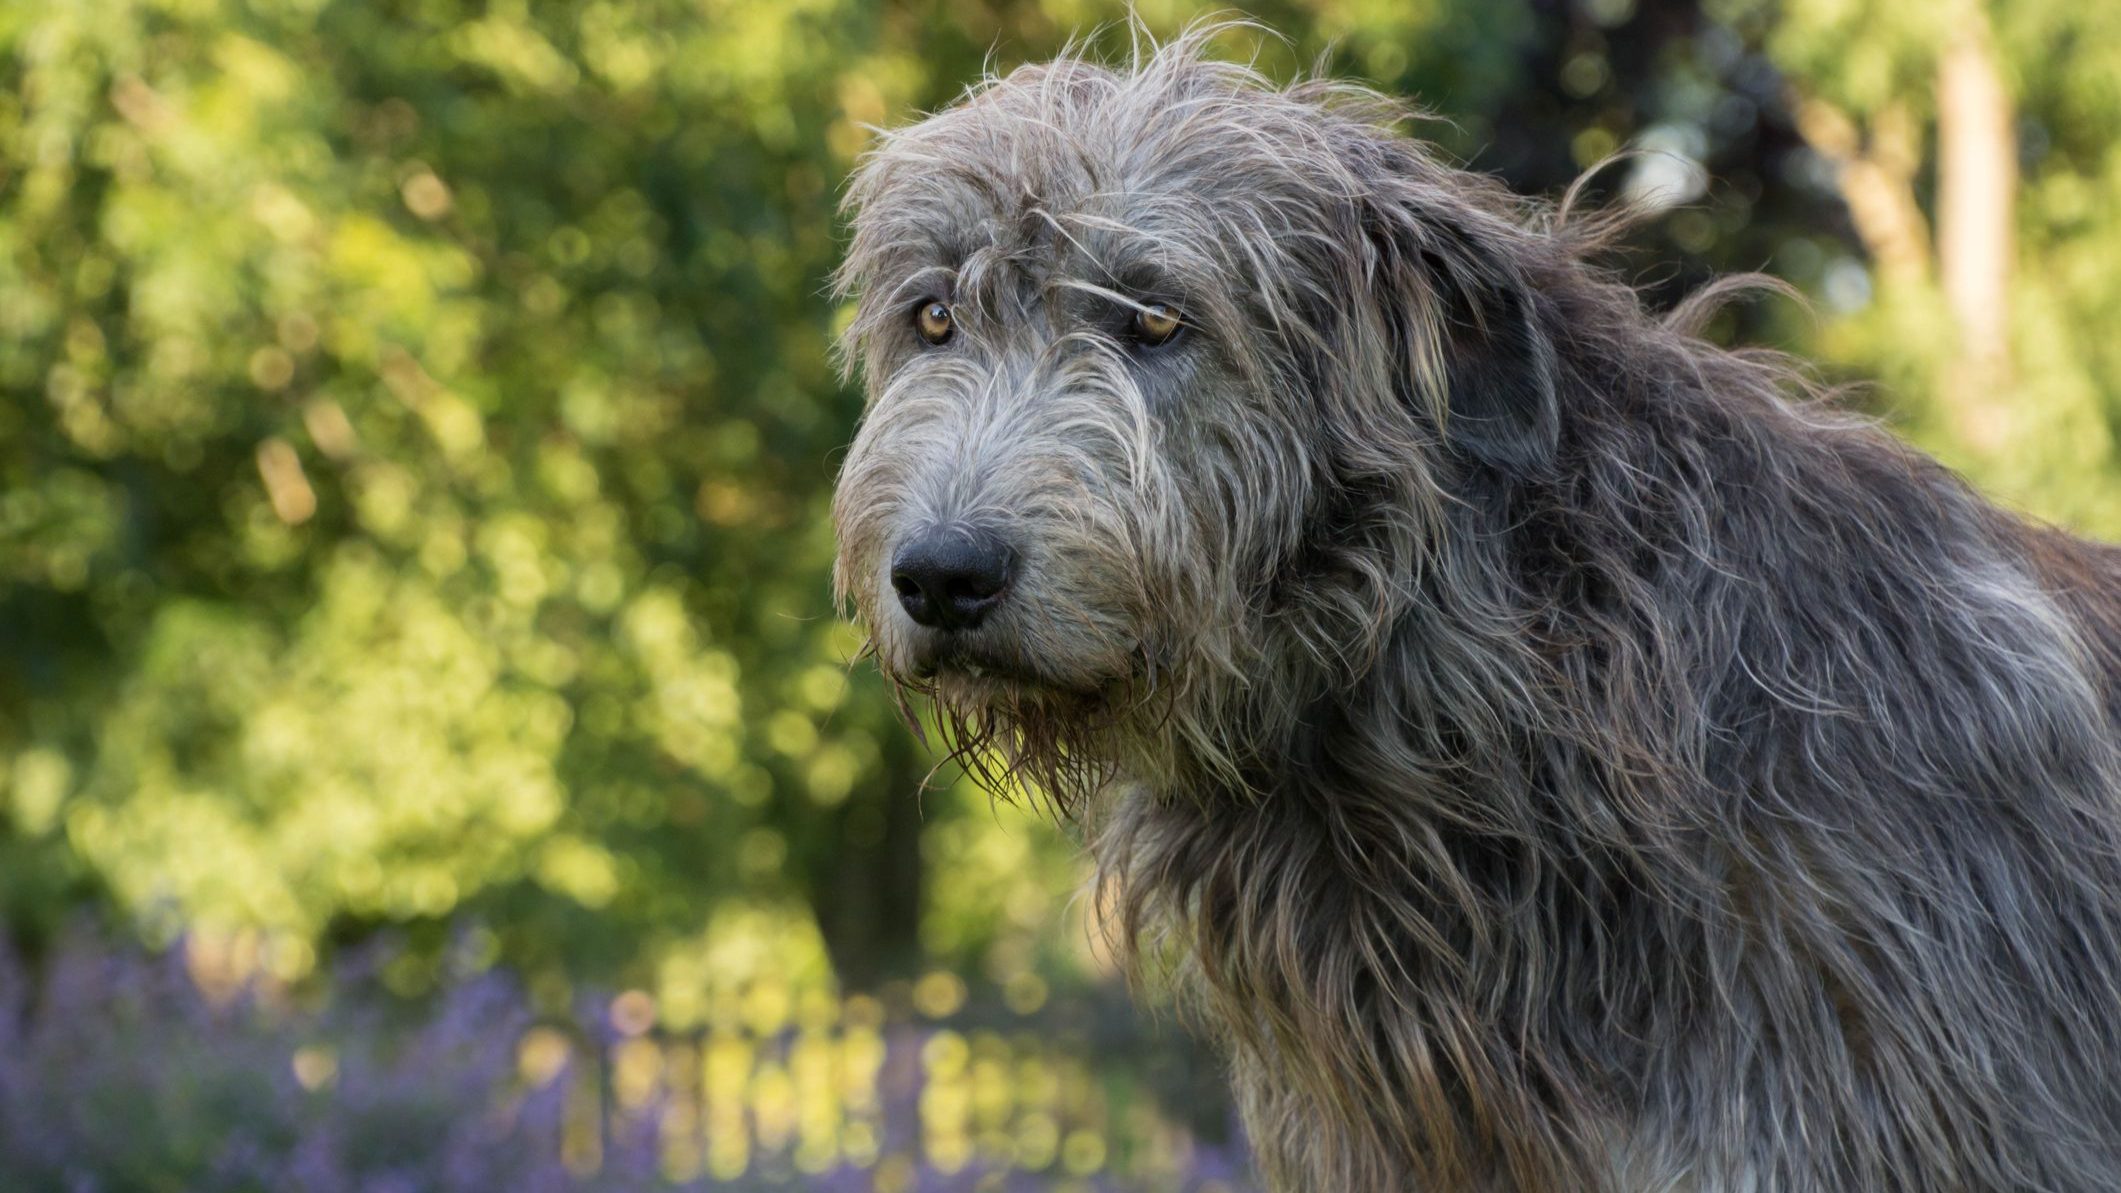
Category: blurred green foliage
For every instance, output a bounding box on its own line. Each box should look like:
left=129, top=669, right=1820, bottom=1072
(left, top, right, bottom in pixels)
left=1739, top=0, right=2121, bottom=530
left=1, top=0, right=2114, bottom=1020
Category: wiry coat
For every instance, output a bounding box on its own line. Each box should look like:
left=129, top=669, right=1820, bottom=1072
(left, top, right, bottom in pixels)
left=831, top=28, right=2121, bottom=1193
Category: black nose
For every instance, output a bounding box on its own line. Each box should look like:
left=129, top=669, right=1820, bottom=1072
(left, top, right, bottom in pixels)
left=891, top=527, right=1015, bottom=631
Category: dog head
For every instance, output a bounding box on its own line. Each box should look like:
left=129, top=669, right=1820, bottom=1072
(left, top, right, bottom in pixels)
left=831, top=28, right=1563, bottom=800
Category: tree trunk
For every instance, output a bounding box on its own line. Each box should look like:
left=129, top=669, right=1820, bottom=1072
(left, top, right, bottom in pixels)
left=804, top=729, right=929, bottom=993
left=1791, top=96, right=1931, bottom=289
left=1936, top=11, right=2018, bottom=452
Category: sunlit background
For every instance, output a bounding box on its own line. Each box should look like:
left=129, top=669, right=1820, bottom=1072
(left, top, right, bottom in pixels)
left=2, top=0, right=2116, bottom=1188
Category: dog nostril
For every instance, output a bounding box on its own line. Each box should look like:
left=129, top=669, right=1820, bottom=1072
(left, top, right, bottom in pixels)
left=943, top=572, right=1004, bottom=603
left=890, top=528, right=1015, bottom=632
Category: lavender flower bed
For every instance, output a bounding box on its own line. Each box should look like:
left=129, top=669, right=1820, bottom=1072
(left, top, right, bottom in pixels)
left=0, top=936, right=1253, bottom=1192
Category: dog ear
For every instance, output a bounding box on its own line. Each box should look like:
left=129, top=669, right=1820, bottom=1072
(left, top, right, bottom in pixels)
left=1429, top=256, right=1561, bottom=473
left=1362, top=202, right=1562, bottom=474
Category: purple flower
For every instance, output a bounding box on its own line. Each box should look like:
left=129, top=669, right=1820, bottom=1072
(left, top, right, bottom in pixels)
left=0, top=930, right=1255, bottom=1191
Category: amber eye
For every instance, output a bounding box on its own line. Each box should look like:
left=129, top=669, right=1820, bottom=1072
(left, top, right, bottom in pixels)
left=1130, top=302, right=1183, bottom=347
left=914, top=300, right=954, bottom=345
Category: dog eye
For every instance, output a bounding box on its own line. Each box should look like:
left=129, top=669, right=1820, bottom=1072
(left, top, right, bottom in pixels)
left=913, top=300, right=954, bottom=346
left=1130, top=303, right=1183, bottom=348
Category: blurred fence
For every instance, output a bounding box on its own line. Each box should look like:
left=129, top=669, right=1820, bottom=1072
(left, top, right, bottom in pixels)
left=546, top=994, right=1254, bottom=1191
left=0, top=933, right=1254, bottom=1192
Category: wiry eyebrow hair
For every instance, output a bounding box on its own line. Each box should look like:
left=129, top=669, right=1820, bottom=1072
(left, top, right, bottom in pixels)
left=1055, top=276, right=1180, bottom=313
left=875, top=263, right=959, bottom=312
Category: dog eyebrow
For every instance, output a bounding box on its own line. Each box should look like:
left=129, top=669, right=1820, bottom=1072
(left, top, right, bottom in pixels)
left=1054, top=277, right=1181, bottom=318
left=1031, top=209, right=1205, bottom=298
left=878, top=263, right=959, bottom=310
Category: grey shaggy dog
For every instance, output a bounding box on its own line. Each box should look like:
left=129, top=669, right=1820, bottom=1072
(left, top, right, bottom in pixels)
left=830, top=26, right=2121, bottom=1193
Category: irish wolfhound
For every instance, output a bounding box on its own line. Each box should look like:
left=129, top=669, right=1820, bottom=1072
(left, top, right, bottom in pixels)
left=831, top=27, right=2121, bottom=1193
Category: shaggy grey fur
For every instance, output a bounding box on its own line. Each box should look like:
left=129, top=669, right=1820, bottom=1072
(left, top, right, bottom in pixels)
left=831, top=25, right=2121, bottom=1193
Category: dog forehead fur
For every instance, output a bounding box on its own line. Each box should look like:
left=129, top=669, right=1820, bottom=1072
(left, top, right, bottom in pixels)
left=831, top=25, right=2121, bottom=1193
left=838, top=52, right=1485, bottom=403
